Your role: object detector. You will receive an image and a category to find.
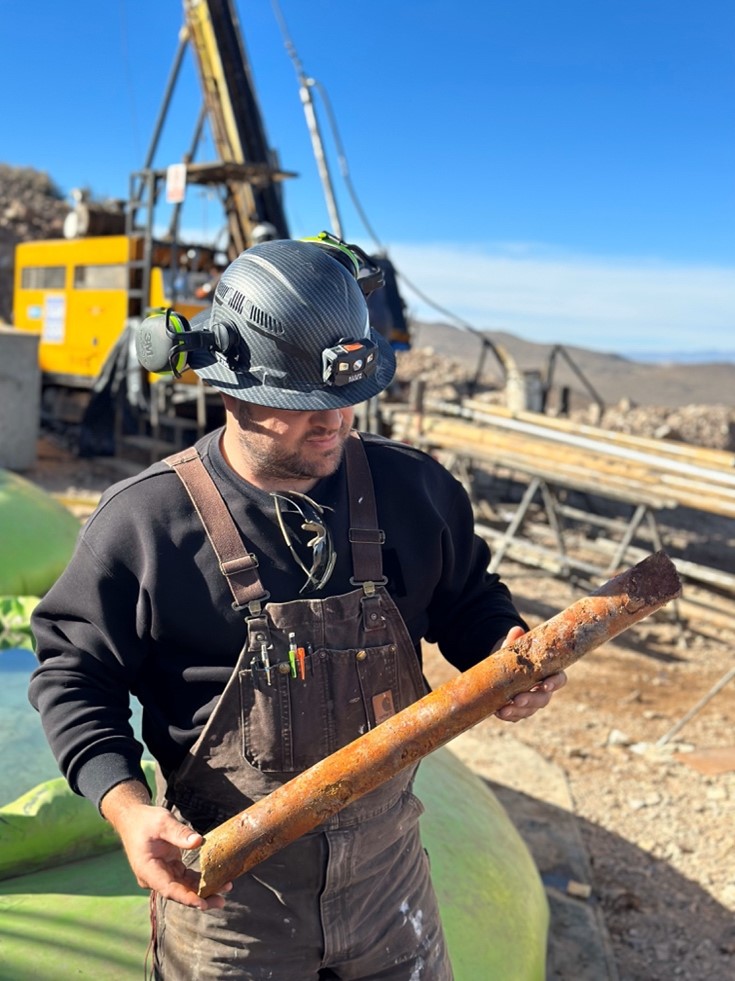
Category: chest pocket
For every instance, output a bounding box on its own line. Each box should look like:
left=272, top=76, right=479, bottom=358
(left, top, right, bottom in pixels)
left=239, top=642, right=424, bottom=774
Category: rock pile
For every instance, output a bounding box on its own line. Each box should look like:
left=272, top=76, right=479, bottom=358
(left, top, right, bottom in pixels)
left=570, top=400, right=735, bottom=452
left=395, top=348, right=735, bottom=452
left=394, top=346, right=478, bottom=400
left=0, top=163, right=69, bottom=323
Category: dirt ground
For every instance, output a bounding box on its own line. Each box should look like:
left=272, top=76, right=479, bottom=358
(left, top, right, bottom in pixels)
left=22, top=433, right=735, bottom=981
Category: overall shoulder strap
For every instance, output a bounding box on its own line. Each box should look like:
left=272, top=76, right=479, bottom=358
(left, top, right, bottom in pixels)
left=344, top=432, right=386, bottom=587
left=164, top=447, right=268, bottom=613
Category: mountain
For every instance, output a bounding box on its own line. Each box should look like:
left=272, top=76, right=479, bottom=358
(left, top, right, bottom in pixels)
left=409, top=320, right=735, bottom=409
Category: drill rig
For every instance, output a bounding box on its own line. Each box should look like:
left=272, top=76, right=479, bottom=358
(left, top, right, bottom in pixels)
left=13, top=0, right=293, bottom=456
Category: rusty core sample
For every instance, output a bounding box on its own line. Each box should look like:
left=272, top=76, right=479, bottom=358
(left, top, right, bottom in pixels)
left=198, top=550, right=681, bottom=896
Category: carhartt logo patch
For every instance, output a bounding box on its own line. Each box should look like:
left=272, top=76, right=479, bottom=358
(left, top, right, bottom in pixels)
left=372, top=690, right=396, bottom=725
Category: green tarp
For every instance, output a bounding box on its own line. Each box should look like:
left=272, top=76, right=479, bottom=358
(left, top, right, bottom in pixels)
left=0, top=755, right=548, bottom=980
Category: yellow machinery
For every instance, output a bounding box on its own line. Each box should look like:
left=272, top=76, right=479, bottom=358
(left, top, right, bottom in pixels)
left=13, top=235, right=211, bottom=388
left=10, top=0, right=407, bottom=453
left=10, top=0, right=293, bottom=452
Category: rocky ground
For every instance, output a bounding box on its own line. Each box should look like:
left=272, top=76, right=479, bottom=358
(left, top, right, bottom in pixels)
left=23, top=424, right=735, bottom=981
left=423, top=564, right=735, bottom=981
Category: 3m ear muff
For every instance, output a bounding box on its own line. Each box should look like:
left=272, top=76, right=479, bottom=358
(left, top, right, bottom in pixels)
left=133, top=309, right=187, bottom=375
left=134, top=309, right=240, bottom=376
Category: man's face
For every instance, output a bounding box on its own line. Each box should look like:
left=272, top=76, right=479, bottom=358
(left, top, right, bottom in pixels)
left=227, top=400, right=356, bottom=491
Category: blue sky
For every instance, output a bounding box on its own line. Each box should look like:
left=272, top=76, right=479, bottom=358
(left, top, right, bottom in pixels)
left=4, top=0, right=734, bottom=358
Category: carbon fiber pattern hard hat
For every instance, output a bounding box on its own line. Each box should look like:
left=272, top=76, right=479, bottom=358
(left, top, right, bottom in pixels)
left=188, top=239, right=396, bottom=410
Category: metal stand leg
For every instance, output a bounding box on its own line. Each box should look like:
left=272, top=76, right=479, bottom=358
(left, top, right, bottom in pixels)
left=656, top=665, right=735, bottom=747
left=488, top=477, right=542, bottom=573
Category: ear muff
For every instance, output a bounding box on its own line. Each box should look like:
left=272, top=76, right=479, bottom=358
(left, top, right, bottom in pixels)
left=210, top=322, right=239, bottom=357
left=134, top=309, right=242, bottom=376
left=134, top=309, right=191, bottom=375
left=167, top=312, right=190, bottom=375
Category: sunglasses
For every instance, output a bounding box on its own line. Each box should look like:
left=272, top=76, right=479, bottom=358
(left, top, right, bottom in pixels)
left=271, top=491, right=337, bottom=593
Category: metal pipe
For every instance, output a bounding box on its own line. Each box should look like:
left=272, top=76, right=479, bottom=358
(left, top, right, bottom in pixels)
left=299, top=79, right=344, bottom=239
left=428, top=400, right=735, bottom=488
left=464, top=400, right=735, bottom=469
left=272, top=1, right=343, bottom=238
left=415, top=414, right=735, bottom=516
left=129, top=34, right=188, bottom=225
left=197, top=551, right=681, bottom=896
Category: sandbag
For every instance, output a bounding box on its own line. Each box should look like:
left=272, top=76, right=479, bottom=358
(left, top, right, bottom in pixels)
left=0, top=754, right=547, bottom=979
left=0, top=468, right=80, bottom=595
left=0, top=596, right=38, bottom=650
left=417, top=748, right=548, bottom=979
left=0, top=763, right=156, bottom=882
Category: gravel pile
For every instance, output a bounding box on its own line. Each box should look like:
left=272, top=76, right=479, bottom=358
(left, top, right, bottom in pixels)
left=571, top=400, right=735, bottom=452
left=394, top=346, right=479, bottom=400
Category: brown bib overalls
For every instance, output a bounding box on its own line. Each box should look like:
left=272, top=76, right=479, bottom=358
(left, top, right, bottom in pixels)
left=154, top=434, right=453, bottom=980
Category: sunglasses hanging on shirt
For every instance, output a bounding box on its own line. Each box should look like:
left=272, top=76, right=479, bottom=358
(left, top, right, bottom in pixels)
left=271, top=491, right=337, bottom=593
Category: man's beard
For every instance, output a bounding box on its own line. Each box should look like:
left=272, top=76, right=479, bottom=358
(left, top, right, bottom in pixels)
left=234, top=409, right=351, bottom=484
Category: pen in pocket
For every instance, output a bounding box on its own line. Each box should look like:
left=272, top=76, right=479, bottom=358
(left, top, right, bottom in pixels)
left=260, top=641, right=272, bottom=686
left=288, top=632, right=298, bottom=679
left=249, top=654, right=262, bottom=689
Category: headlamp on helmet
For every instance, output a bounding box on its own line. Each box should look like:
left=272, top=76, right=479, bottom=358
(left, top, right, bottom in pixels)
left=322, top=336, right=379, bottom=387
left=139, top=237, right=397, bottom=410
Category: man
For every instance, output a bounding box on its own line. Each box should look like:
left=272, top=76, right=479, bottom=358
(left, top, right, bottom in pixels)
left=30, top=237, right=565, bottom=980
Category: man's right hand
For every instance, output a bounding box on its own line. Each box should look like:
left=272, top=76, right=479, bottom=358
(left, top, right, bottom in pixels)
left=100, top=779, right=232, bottom=909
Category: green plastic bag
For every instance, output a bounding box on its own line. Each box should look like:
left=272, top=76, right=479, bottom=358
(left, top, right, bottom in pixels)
left=0, top=595, right=39, bottom=651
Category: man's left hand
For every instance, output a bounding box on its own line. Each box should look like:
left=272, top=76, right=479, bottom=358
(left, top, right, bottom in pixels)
left=492, top=625, right=568, bottom=723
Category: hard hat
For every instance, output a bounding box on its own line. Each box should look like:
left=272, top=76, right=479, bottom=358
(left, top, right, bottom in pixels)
left=184, top=238, right=396, bottom=409
left=250, top=221, right=278, bottom=245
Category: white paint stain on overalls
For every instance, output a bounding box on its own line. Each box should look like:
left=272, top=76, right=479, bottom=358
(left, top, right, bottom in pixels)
left=399, top=900, right=425, bottom=941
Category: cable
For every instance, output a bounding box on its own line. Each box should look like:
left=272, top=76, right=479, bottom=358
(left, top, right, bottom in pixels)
left=269, top=0, right=486, bottom=342
left=309, top=78, right=384, bottom=251
left=392, top=268, right=485, bottom=337
left=270, top=0, right=297, bottom=65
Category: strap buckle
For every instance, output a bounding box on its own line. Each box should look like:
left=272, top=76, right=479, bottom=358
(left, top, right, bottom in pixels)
left=349, top=577, right=388, bottom=595
left=348, top=528, right=386, bottom=545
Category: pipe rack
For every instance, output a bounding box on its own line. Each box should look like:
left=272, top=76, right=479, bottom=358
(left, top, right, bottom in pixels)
left=390, top=400, right=735, bottom=597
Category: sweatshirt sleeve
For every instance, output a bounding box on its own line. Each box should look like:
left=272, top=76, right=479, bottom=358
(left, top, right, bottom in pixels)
left=424, top=478, right=528, bottom=671
left=28, top=533, right=151, bottom=810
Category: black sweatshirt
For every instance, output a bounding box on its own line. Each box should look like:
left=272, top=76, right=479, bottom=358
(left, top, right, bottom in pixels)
left=29, top=429, right=525, bottom=810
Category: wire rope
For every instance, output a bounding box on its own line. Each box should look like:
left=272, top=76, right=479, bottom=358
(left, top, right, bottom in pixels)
left=269, top=0, right=485, bottom=339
